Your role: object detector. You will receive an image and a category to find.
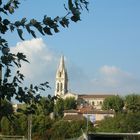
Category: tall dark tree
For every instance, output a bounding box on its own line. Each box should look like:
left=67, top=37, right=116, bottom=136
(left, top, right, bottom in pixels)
left=0, top=0, right=89, bottom=118
left=0, top=99, right=13, bottom=132
left=36, top=95, right=56, bottom=116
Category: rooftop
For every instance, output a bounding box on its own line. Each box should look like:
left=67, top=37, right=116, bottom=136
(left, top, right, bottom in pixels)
left=78, top=94, right=114, bottom=99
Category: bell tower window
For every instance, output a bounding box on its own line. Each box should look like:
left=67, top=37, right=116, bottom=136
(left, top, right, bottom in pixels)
left=60, top=83, right=63, bottom=91
left=59, top=72, right=61, bottom=77
left=57, top=83, right=59, bottom=92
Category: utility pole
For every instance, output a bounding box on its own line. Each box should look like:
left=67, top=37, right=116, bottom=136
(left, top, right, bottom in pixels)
left=27, top=114, right=32, bottom=140
left=0, top=63, right=2, bottom=132
left=87, top=114, right=89, bottom=134
left=0, top=64, right=2, bottom=85
left=27, top=89, right=32, bottom=140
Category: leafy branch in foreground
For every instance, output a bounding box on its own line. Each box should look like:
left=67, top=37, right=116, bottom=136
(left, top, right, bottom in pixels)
left=0, top=0, right=89, bottom=118
left=0, top=0, right=89, bottom=40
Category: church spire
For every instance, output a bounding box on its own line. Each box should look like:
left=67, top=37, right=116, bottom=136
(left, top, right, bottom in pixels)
left=58, top=55, right=65, bottom=72
left=55, top=56, right=68, bottom=97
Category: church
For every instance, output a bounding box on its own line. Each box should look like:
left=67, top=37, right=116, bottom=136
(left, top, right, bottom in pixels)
left=55, top=55, right=78, bottom=99
left=54, top=56, right=114, bottom=110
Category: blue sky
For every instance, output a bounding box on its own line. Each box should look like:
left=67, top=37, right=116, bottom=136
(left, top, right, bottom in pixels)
left=4, top=0, right=140, bottom=96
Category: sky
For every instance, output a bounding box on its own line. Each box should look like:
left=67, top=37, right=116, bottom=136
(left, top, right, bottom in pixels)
left=4, top=0, right=140, bottom=96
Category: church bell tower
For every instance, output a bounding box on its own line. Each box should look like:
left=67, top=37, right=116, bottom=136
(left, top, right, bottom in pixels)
left=55, top=56, right=68, bottom=97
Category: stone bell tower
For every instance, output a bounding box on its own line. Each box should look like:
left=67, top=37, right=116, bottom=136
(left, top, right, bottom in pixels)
left=55, top=56, right=68, bottom=97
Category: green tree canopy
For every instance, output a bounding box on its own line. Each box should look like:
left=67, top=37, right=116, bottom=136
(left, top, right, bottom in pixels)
left=0, top=99, right=14, bottom=132
left=96, top=114, right=125, bottom=133
left=0, top=0, right=89, bottom=117
left=64, top=97, right=77, bottom=110
left=54, top=98, right=64, bottom=118
left=96, top=112, right=140, bottom=133
left=51, top=119, right=89, bottom=140
left=102, top=95, right=124, bottom=113
left=125, top=94, right=140, bottom=113
left=36, top=95, right=56, bottom=116
left=0, top=99, right=13, bottom=118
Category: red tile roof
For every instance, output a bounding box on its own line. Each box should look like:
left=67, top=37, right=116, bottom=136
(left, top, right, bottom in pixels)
left=63, top=114, right=84, bottom=121
left=79, top=109, right=114, bottom=114
left=64, top=109, right=78, bottom=113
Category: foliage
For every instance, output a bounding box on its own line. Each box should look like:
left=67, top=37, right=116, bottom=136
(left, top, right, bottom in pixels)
left=0, top=0, right=89, bottom=137
left=35, top=95, right=56, bottom=116
left=124, top=112, right=140, bottom=132
left=0, top=0, right=89, bottom=120
left=102, top=95, right=124, bottom=113
left=0, top=115, right=23, bottom=135
left=51, top=120, right=70, bottom=140
left=16, top=114, right=28, bottom=135
left=96, top=114, right=126, bottom=133
left=64, top=97, right=77, bottom=110
left=0, top=99, right=13, bottom=119
left=125, top=94, right=140, bottom=113
left=54, top=97, right=77, bottom=118
left=0, top=99, right=14, bottom=132
left=50, top=119, right=90, bottom=140
left=1, top=117, right=11, bottom=135
left=0, top=0, right=89, bottom=39
left=96, top=112, right=140, bottom=133
left=54, top=98, right=64, bottom=118
left=32, top=115, right=54, bottom=140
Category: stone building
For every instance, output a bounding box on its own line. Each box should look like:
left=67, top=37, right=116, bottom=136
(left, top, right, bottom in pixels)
left=55, top=56, right=114, bottom=110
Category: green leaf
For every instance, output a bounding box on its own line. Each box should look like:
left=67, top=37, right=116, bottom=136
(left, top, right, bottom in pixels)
left=30, top=30, right=36, bottom=38
left=71, top=15, right=80, bottom=22
left=34, top=86, right=38, bottom=91
left=3, top=19, right=10, bottom=25
left=54, top=27, right=59, bottom=33
left=30, top=19, right=37, bottom=25
left=14, top=21, right=21, bottom=27
left=17, top=28, right=24, bottom=40
left=68, top=0, right=73, bottom=10
left=54, top=16, right=60, bottom=22
left=2, top=47, right=10, bottom=54
left=43, top=27, right=52, bottom=35
left=10, top=25, right=15, bottom=32
left=60, top=18, right=69, bottom=28
left=17, top=52, right=28, bottom=62
left=20, top=18, right=26, bottom=26
left=43, top=16, right=54, bottom=28
left=35, top=24, right=45, bottom=35
left=25, top=24, right=31, bottom=33
left=30, top=84, right=33, bottom=90
left=8, top=6, right=14, bottom=14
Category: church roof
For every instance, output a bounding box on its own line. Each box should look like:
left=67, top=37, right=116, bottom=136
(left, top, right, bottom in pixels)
left=78, top=94, right=114, bottom=99
left=57, top=55, right=66, bottom=72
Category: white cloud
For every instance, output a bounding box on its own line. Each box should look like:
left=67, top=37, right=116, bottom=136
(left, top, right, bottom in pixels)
left=10, top=40, right=140, bottom=95
left=91, top=65, right=140, bottom=94
left=99, top=65, right=132, bottom=86
left=11, top=38, right=58, bottom=93
left=100, top=65, right=122, bottom=76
